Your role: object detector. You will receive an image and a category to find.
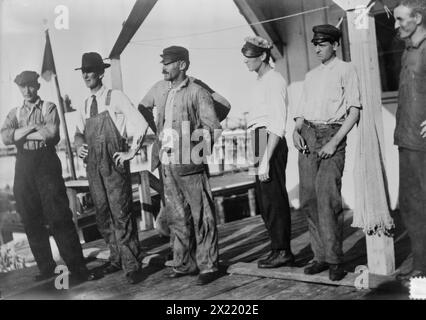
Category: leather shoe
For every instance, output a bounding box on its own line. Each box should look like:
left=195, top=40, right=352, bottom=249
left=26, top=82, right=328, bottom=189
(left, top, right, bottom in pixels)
left=196, top=271, right=220, bottom=285
left=126, top=270, right=143, bottom=284
left=103, top=264, right=122, bottom=275
left=329, top=264, right=347, bottom=281
left=69, top=270, right=100, bottom=285
left=396, top=269, right=425, bottom=281
left=257, top=251, right=278, bottom=266
left=304, top=261, right=329, bottom=275
left=257, top=250, right=295, bottom=268
left=34, top=270, right=56, bottom=282
left=167, top=270, right=198, bottom=279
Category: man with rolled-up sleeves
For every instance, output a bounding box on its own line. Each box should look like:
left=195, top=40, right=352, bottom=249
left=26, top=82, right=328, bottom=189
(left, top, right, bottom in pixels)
left=1, top=71, right=96, bottom=283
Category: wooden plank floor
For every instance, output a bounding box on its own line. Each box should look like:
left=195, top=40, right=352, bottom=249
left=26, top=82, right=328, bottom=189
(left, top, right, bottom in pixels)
left=0, top=209, right=411, bottom=300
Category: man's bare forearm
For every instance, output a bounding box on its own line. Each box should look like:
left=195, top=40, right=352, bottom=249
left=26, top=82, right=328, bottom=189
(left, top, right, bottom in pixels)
left=329, top=108, right=360, bottom=146
left=13, top=125, right=36, bottom=142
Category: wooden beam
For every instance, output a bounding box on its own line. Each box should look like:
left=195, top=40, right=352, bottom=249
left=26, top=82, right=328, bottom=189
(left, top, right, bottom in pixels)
left=110, top=57, right=123, bottom=90
left=333, top=0, right=395, bottom=275
left=109, top=0, right=158, bottom=59
left=233, top=0, right=284, bottom=61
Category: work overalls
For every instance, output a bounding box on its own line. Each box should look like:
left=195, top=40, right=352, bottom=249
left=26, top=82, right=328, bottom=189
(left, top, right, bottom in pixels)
left=84, top=90, right=141, bottom=274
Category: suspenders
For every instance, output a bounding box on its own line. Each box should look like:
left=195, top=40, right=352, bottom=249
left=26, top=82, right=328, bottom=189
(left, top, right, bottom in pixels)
left=84, top=89, right=112, bottom=116
left=15, top=100, right=50, bottom=123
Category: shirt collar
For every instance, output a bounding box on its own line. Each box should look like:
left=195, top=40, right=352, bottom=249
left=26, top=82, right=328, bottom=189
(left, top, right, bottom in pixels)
left=22, top=96, right=41, bottom=111
left=320, top=56, right=339, bottom=70
left=406, top=34, right=426, bottom=49
left=168, top=76, right=189, bottom=91
left=90, top=85, right=107, bottom=99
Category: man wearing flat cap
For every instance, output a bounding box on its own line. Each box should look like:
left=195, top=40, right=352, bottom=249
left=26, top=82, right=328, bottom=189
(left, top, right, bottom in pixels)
left=241, top=36, right=294, bottom=269
left=74, top=52, right=149, bottom=284
left=1, top=71, right=96, bottom=283
left=139, top=45, right=228, bottom=285
left=293, top=24, right=362, bottom=281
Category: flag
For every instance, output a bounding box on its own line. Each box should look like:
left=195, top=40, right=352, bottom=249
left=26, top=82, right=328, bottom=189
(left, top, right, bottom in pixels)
left=41, top=30, right=56, bottom=81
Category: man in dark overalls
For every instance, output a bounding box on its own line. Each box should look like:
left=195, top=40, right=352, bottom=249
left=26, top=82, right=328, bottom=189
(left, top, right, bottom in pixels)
left=74, top=52, right=148, bottom=284
left=1, top=71, right=96, bottom=283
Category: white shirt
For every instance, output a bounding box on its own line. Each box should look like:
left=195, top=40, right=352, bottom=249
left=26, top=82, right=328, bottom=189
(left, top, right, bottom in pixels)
left=247, top=69, right=288, bottom=138
left=75, top=85, right=148, bottom=150
left=294, top=57, right=361, bottom=123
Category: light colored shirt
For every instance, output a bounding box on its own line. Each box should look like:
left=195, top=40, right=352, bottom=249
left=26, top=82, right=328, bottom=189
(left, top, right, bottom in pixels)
left=75, top=85, right=148, bottom=150
left=247, top=69, right=288, bottom=138
left=294, top=57, right=361, bottom=123
left=1, top=97, right=60, bottom=150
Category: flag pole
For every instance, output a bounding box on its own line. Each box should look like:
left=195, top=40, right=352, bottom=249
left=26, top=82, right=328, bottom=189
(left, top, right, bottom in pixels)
left=43, top=29, right=77, bottom=180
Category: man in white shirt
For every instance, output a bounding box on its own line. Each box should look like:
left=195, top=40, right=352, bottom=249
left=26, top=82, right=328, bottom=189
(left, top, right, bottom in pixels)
left=241, top=36, right=294, bottom=269
left=293, top=25, right=361, bottom=281
left=74, top=52, right=148, bottom=284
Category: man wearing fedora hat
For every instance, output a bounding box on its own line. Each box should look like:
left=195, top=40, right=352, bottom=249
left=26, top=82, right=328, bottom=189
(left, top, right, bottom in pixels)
left=74, top=52, right=149, bottom=284
left=241, top=35, right=294, bottom=269
left=1, top=71, right=97, bottom=283
left=292, top=24, right=362, bottom=281
left=138, top=46, right=224, bottom=285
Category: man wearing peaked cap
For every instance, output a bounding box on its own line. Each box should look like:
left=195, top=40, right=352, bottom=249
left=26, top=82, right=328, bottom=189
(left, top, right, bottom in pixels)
left=1, top=71, right=97, bottom=283
left=311, top=24, right=342, bottom=44
left=138, top=45, right=230, bottom=285
left=293, top=24, right=362, bottom=281
left=241, top=35, right=295, bottom=269
left=74, top=52, right=149, bottom=284
left=160, top=46, right=189, bottom=65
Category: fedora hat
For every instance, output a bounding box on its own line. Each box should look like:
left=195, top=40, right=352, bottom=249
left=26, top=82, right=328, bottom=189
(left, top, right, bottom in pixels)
left=75, top=52, right=110, bottom=71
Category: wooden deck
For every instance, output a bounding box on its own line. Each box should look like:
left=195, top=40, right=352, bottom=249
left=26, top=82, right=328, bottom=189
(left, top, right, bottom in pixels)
left=0, top=209, right=412, bottom=300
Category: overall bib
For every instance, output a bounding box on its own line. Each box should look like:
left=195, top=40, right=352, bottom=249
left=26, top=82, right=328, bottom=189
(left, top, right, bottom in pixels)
left=84, top=91, right=141, bottom=274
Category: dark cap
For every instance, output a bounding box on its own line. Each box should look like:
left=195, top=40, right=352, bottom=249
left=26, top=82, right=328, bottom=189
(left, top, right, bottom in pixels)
left=241, top=36, right=272, bottom=58
left=311, top=24, right=342, bottom=44
left=160, top=46, right=189, bottom=65
left=75, top=52, right=110, bottom=71
left=14, top=71, right=39, bottom=87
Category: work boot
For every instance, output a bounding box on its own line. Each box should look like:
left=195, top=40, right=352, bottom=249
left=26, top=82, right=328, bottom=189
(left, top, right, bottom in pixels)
left=329, top=264, right=347, bottom=281
left=34, top=270, right=56, bottom=282
left=257, top=250, right=295, bottom=268
left=126, top=269, right=143, bottom=285
left=304, top=261, right=329, bottom=275
left=103, top=263, right=122, bottom=275
left=196, top=271, right=220, bottom=286
left=257, top=250, right=278, bottom=267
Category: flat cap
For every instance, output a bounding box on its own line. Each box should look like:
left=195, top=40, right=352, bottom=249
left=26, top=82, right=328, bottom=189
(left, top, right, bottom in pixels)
left=14, top=71, right=39, bottom=86
left=160, top=46, right=189, bottom=65
left=311, top=24, right=342, bottom=44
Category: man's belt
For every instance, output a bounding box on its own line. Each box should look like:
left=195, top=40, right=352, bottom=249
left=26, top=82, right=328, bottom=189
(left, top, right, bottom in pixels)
left=303, top=119, right=342, bottom=129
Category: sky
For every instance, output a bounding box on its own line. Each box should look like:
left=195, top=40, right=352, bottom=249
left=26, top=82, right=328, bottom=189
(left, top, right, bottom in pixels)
left=0, top=0, right=258, bottom=144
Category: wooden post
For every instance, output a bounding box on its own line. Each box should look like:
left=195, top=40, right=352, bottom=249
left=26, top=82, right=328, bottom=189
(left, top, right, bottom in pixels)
left=333, top=0, right=395, bottom=275
left=248, top=188, right=257, bottom=217
left=110, top=57, right=123, bottom=90
left=66, top=187, right=84, bottom=243
left=215, top=196, right=225, bottom=224
left=139, top=170, right=154, bottom=230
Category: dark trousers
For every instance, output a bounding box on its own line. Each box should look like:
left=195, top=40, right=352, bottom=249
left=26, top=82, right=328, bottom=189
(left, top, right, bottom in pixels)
left=162, top=165, right=218, bottom=274
left=298, top=123, right=346, bottom=264
left=252, top=129, right=292, bottom=251
left=399, top=147, right=426, bottom=272
left=14, top=149, right=86, bottom=274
